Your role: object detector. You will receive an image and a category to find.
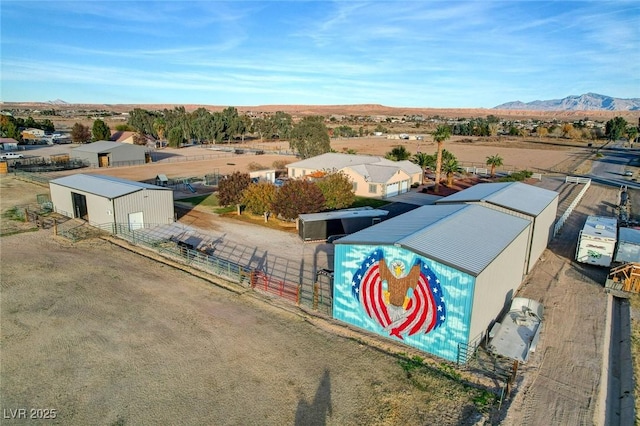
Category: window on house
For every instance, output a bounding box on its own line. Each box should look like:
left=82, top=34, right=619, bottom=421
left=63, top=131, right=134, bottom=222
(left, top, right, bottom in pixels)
left=369, top=184, right=377, bottom=193
left=352, top=182, right=357, bottom=192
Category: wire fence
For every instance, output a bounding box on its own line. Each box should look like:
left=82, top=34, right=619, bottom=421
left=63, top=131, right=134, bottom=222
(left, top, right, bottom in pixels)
left=55, top=220, right=333, bottom=314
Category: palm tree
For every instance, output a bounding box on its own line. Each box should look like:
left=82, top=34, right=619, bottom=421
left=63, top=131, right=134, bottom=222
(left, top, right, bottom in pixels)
left=411, top=152, right=436, bottom=184
left=442, top=157, right=462, bottom=187
left=486, top=154, right=504, bottom=177
left=432, top=125, right=452, bottom=192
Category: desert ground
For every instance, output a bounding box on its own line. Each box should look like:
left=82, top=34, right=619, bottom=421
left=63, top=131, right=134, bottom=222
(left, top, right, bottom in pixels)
left=1, top=137, right=638, bottom=424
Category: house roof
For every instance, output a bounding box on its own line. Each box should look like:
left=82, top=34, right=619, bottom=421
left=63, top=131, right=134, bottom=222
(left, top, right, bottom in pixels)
left=0, top=138, right=19, bottom=144
left=435, top=182, right=558, bottom=217
left=335, top=204, right=531, bottom=276
left=287, top=152, right=421, bottom=182
left=72, top=140, right=147, bottom=154
left=50, top=174, right=170, bottom=199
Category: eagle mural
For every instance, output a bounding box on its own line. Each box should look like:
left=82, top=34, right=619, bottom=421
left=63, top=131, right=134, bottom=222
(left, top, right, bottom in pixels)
left=351, top=249, right=446, bottom=339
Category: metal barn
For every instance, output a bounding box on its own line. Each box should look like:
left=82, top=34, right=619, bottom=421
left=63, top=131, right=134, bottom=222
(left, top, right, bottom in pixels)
left=298, top=208, right=389, bottom=241
left=71, top=141, right=147, bottom=168
left=49, top=174, right=174, bottom=230
left=332, top=204, right=532, bottom=363
left=435, top=182, right=558, bottom=274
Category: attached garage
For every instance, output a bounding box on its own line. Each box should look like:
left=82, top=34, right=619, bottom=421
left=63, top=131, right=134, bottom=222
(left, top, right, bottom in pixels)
left=49, top=174, right=174, bottom=231
left=332, top=204, right=531, bottom=363
left=435, top=182, right=558, bottom=274
left=71, top=141, right=147, bottom=168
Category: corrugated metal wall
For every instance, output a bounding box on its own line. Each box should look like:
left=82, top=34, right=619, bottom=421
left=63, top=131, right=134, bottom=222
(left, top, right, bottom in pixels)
left=50, top=182, right=113, bottom=224
left=469, top=224, right=530, bottom=344
left=333, top=243, right=476, bottom=363
left=527, top=197, right=558, bottom=273
left=114, top=189, right=174, bottom=226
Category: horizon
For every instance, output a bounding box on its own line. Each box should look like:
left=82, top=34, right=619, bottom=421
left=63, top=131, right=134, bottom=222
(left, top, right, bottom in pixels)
left=1, top=1, right=639, bottom=108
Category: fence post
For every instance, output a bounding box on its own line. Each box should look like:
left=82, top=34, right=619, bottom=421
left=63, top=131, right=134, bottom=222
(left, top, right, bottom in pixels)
left=53, top=219, right=57, bottom=235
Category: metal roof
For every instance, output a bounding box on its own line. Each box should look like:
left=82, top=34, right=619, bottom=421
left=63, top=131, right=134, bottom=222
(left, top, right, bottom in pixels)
left=619, top=227, right=640, bottom=244
left=581, top=215, right=617, bottom=240
left=50, top=174, right=170, bottom=199
left=72, top=140, right=146, bottom=153
left=299, top=208, right=389, bottom=222
left=435, top=182, right=558, bottom=216
left=335, top=204, right=531, bottom=276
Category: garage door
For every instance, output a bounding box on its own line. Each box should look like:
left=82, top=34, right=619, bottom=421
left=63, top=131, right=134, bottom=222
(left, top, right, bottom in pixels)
left=386, top=183, right=400, bottom=198
left=401, top=180, right=409, bottom=193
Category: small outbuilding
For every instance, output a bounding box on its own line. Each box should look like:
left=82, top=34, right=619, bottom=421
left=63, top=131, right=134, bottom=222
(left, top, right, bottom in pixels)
left=49, top=174, right=174, bottom=230
left=298, top=208, right=389, bottom=241
left=435, top=182, right=558, bottom=274
left=71, top=141, right=147, bottom=167
left=155, top=174, right=169, bottom=187
left=332, top=204, right=532, bottom=363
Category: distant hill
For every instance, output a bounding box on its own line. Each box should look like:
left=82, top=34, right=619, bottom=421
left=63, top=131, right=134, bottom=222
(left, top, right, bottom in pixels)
left=494, top=93, right=640, bottom=111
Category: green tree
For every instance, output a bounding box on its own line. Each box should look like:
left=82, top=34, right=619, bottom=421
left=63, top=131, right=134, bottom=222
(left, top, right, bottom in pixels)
left=289, top=116, right=331, bottom=159
left=315, top=171, right=355, bottom=210
left=605, top=117, right=628, bottom=141
left=218, top=171, right=251, bottom=207
left=0, top=115, right=22, bottom=141
left=92, top=119, right=111, bottom=141
left=432, top=124, right=452, bottom=193
left=272, top=180, right=325, bottom=220
left=272, top=111, right=293, bottom=140
left=167, top=127, right=184, bottom=148
left=442, top=157, right=462, bottom=187
left=411, top=152, right=436, bottom=184
left=71, top=123, right=91, bottom=143
left=385, top=145, right=411, bottom=161
left=626, top=126, right=638, bottom=146
left=485, top=154, right=504, bottom=177
left=153, top=117, right=166, bottom=141
left=128, top=108, right=158, bottom=136
left=241, top=182, right=277, bottom=216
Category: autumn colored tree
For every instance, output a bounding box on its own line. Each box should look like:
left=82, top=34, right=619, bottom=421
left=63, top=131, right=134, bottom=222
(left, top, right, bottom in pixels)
left=315, top=171, right=355, bottom=210
left=71, top=123, right=91, bottom=143
left=241, top=182, right=277, bottom=216
left=217, top=171, right=251, bottom=207
left=272, top=180, right=325, bottom=220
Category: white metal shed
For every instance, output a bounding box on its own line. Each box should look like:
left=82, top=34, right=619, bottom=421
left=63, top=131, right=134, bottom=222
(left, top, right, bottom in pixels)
left=49, top=174, right=174, bottom=231
left=435, top=182, right=558, bottom=274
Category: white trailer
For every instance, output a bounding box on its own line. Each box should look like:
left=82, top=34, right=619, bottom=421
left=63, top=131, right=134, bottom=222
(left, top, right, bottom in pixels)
left=575, top=215, right=618, bottom=267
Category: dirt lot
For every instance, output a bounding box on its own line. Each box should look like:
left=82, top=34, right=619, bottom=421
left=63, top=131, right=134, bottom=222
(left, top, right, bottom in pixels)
left=1, top=177, right=500, bottom=425
left=1, top=139, right=636, bottom=424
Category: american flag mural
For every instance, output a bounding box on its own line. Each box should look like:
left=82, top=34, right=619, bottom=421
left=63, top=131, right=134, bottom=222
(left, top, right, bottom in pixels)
left=351, top=249, right=446, bottom=340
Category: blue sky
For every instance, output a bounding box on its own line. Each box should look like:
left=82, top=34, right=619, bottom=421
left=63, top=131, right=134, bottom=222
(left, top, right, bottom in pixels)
left=1, top=1, right=638, bottom=108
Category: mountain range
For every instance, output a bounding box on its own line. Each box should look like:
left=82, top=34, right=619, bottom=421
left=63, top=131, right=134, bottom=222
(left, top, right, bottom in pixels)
left=494, top=93, right=640, bottom=111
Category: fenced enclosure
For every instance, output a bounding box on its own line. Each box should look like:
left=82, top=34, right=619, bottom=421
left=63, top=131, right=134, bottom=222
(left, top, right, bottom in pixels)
left=64, top=221, right=333, bottom=314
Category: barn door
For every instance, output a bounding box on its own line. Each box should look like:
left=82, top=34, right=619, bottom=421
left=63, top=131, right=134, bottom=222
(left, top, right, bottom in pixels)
left=98, top=154, right=110, bottom=167
left=71, top=192, right=88, bottom=220
left=128, top=211, right=144, bottom=230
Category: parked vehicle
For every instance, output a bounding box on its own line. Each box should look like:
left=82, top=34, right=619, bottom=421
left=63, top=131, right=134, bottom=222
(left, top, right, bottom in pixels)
left=0, top=152, right=24, bottom=160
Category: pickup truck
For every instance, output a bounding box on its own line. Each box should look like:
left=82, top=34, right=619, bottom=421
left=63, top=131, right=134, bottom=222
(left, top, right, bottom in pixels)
left=0, top=152, right=24, bottom=160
